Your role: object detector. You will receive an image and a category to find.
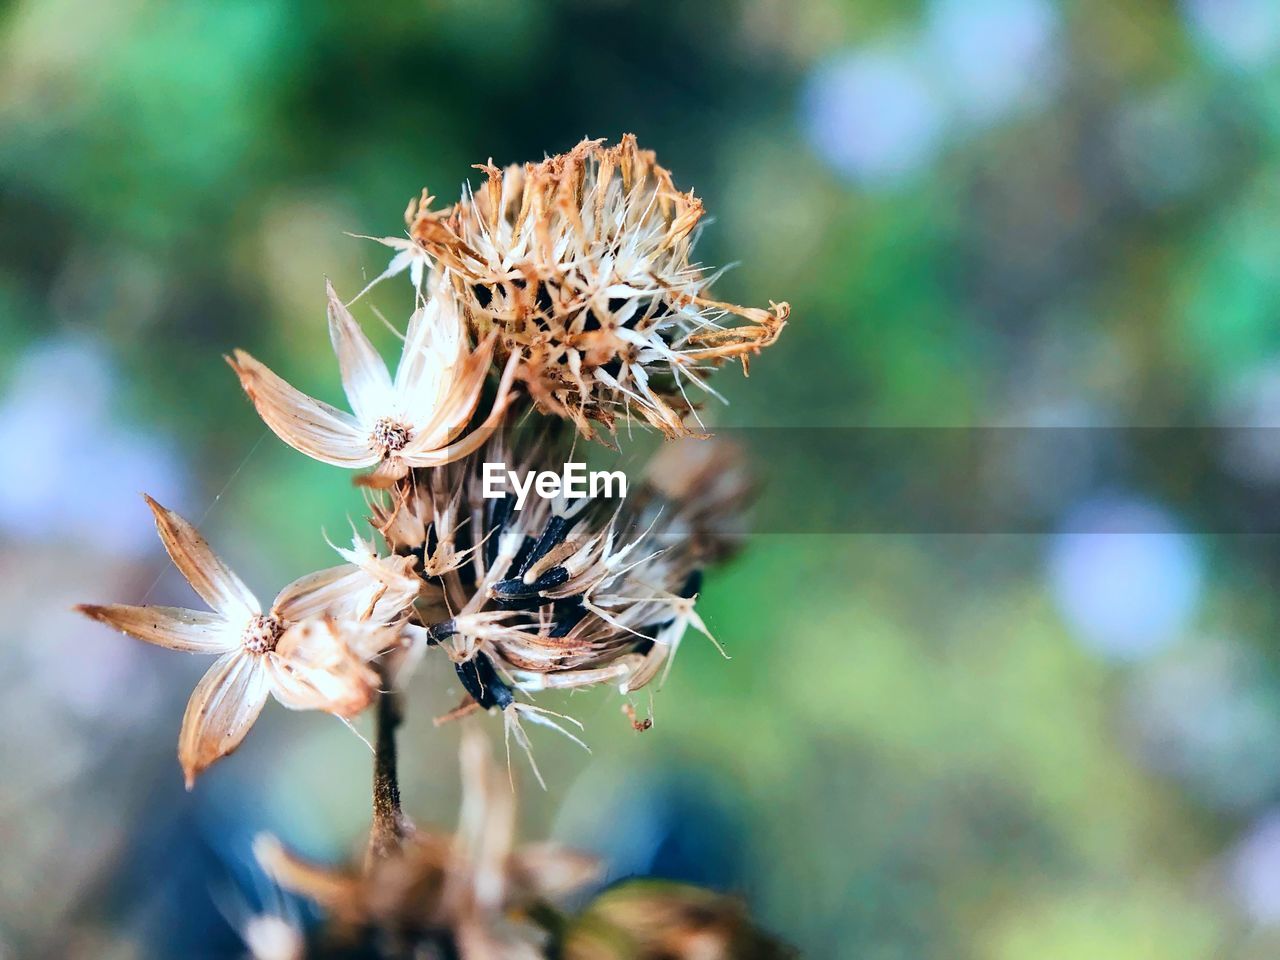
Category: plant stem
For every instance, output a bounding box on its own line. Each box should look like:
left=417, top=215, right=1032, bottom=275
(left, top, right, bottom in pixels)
left=368, top=661, right=407, bottom=861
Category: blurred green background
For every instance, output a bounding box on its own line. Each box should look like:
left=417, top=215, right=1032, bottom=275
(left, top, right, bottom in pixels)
left=6, top=0, right=1280, bottom=956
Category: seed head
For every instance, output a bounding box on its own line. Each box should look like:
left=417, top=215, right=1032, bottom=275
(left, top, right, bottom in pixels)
left=371, top=416, right=411, bottom=453
left=371, top=431, right=752, bottom=781
left=404, top=136, right=789, bottom=440
left=241, top=614, right=283, bottom=654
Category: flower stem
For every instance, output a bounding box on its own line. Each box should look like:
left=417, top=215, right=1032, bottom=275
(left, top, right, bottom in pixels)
left=368, top=661, right=407, bottom=860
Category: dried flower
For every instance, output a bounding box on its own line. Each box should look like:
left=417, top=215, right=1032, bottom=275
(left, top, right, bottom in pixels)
left=255, top=728, right=599, bottom=958
left=228, top=281, right=518, bottom=485
left=76, top=496, right=414, bottom=786
left=373, top=431, right=750, bottom=782
left=64, top=128, right=797, bottom=960
left=390, top=136, right=789, bottom=440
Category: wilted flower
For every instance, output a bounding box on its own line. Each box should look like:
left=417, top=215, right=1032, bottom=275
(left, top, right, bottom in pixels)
left=374, top=431, right=750, bottom=783
left=76, top=496, right=416, bottom=786
left=228, top=281, right=518, bottom=485
left=71, top=130, right=790, bottom=960
left=255, top=728, right=599, bottom=958
left=388, top=136, right=789, bottom=440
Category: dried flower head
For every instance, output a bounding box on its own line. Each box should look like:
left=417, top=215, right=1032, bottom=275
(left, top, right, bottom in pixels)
left=255, top=728, right=599, bottom=958
left=394, top=136, right=788, bottom=440
left=373, top=431, right=751, bottom=782
left=76, top=496, right=416, bottom=786
left=228, top=281, right=517, bottom=485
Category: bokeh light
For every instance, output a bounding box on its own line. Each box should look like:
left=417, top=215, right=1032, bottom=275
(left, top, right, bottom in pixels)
left=1048, top=498, right=1203, bottom=661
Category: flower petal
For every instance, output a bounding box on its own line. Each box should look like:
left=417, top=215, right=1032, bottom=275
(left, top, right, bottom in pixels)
left=401, top=348, right=518, bottom=468
left=265, top=620, right=384, bottom=716
left=395, top=296, right=459, bottom=403
left=273, top=551, right=419, bottom=625
left=253, top=834, right=359, bottom=910
left=406, top=332, right=498, bottom=451
left=227, top=350, right=379, bottom=468
left=347, top=237, right=427, bottom=303
left=76, top=603, right=238, bottom=653
left=326, top=281, right=393, bottom=424
left=178, top=651, right=270, bottom=788
left=457, top=726, right=517, bottom=908
left=271, top=564, right=361, bottom=622
left=144, top=495, right=261, bottom=620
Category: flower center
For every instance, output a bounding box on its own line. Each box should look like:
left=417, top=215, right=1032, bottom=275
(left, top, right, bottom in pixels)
left=372, top=417, right=412, bottom=453
left=241, top=614, right=283, bottom=654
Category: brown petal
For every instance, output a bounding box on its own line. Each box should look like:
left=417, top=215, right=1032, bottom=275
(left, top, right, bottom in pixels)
left=401, top=348, right=519, bottom=468
left=457, top=726, right=517, bottom=909
left=403, top=332, right=499, bottom=454
left=143, top=496, right=261, bottom=620
left=76, top=603, right=237, bottom=654
left=253, top=834, right=359, bottom=912
left=270, top=564, right=361, bottom=623
left=272, top=556, right=419, bottom=625
left=265, top=620, right=385, bottom=717
left=227, top=350, right=379, bottom=468
left=179, top=651, right=270, bottom=788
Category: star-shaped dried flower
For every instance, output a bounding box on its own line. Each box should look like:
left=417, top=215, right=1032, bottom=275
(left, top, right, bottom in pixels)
left=391, top=136, right=789, bottom=440
left=255, top=729, right=598, bottom=957
left=76, top=496, right=413, bottom=786
left=228, top=281, right=517, bottom=485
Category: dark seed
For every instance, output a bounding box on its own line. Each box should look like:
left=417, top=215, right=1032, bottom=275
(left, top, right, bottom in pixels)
left=518, top=514, right=570, bottom=576
left=549, top=599, right=588, bottom=638
left=455, top=653, right=515, bottom=709
left=492, top=564, right=568, bottom=600
left=424, top=619, right=457, bottom=646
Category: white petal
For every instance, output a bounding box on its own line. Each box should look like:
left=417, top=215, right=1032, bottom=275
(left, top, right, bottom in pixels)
left=274, top=565, right=376, bottom=623
left=265, top=621, right=383, bottom=716
left=401, top=347, right=518, bottom=468
left=144, top=495, right=260, bottom=619
left=271, top=565, right=360, bottom=622
left=326, top=281, right=393, bottom=424
left=394, top=297, right=458, bottom=409
left=412, top=333, right=498, bottom=447
left=347, top=240, right=423, bottom=303
left=77, top=604, right=238, bottom=653
left=272, top=555, right=419, bottom=625
left=228, top=350, right=379, bottom=468
left=178, top=651, right=270, bottom=788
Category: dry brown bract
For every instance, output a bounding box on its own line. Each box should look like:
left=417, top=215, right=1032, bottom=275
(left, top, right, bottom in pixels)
left=401, top=136, right=788, bottom=440
left=255, top=729, right=599, bottom=959
left=76, top=497, right=418, bottom=786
